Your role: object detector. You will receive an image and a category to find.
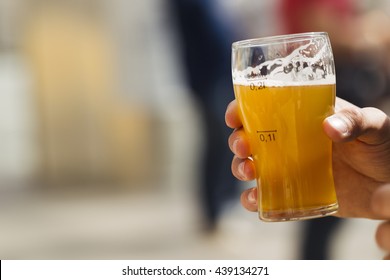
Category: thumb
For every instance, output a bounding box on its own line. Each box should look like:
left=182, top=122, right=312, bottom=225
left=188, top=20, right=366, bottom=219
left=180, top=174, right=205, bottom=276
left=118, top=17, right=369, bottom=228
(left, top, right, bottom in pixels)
left=323, top=106, right=390, bottom=144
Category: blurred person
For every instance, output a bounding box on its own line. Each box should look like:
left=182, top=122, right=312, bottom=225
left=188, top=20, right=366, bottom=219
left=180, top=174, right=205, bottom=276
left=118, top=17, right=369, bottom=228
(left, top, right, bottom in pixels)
left=277, top=0, right=390, bottom=259
left=168, top=0, right=241, bottom=231
left=226, top=97, right=390, bottom=260
left=280, top=0, right=390, bottom=107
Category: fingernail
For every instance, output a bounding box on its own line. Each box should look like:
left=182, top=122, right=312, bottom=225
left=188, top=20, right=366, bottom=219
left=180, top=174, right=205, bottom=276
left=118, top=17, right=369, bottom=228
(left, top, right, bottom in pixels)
left=327, top=116, right=350, bottom=137
left=238, top=161, right=245, bottom=179
left=233, top=139, right=239, bottom=154
left=247, top=189, right=256, bottom=204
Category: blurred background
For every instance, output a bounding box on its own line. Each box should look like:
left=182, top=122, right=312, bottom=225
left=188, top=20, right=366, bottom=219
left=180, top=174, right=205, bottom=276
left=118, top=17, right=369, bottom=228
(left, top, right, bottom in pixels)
left=0, top=0, right=389, bottom=259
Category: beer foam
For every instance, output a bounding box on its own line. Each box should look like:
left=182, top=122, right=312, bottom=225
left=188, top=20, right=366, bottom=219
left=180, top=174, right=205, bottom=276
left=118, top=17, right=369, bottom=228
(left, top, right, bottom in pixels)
left=232, top=39, right=336, bottom=86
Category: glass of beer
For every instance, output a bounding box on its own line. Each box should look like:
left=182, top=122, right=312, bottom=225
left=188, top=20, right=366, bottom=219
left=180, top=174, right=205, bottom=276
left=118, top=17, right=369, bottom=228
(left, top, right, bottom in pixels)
left=231, top=32, right=338, bottom=222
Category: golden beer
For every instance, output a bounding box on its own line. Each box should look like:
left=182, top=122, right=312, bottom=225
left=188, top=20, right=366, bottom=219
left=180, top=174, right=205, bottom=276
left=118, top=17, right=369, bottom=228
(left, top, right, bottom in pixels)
left=234, top=83, right=338, bottom=221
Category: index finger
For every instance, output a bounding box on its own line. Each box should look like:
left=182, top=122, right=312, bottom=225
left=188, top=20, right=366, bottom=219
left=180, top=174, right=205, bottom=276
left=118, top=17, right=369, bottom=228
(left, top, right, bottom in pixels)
left=225, top=99, right=242, bottom=129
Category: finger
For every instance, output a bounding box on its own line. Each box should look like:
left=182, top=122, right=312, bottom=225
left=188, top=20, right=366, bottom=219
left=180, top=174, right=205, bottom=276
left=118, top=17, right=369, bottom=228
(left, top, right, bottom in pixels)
left=225, top=99, right=242, bottom=129
left=375, top=221, right=390, bottom=251
left=231, top=156, right=256, bottom=181
left=323, top=106, right=390, bottom=144
left=228, top=128, right=252, bottom=158
left=371, top=184, right=390, bottom=219
left=240, top=187, right=258, bottom=212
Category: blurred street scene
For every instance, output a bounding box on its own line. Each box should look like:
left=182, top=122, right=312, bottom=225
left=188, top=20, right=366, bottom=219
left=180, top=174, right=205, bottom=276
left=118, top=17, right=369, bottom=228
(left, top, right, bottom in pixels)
left=0, top=0, right=388, bottom=259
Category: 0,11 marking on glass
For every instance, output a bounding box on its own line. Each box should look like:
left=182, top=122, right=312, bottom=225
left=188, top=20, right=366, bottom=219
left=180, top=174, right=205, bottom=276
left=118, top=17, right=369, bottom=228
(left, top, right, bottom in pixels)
left=257, top=130, right=277, bottom=143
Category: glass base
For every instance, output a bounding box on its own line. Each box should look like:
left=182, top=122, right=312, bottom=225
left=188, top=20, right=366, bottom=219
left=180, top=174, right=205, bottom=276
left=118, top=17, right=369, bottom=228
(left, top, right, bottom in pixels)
left=259, top=203, right=338, bottom=222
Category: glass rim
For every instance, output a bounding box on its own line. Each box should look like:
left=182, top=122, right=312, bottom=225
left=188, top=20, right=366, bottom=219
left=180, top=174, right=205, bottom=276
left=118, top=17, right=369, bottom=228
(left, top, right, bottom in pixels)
left=232, top=32, right=329, bottom=49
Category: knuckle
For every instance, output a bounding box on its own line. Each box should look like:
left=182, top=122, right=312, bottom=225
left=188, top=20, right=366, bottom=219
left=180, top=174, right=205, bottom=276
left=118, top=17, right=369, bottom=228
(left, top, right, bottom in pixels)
left=344, top=107, right=364, bottom=128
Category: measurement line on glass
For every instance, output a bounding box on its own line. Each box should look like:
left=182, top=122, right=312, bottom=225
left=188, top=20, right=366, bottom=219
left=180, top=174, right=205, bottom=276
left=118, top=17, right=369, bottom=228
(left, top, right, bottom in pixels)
left=257, top=130, right=277, bottom=133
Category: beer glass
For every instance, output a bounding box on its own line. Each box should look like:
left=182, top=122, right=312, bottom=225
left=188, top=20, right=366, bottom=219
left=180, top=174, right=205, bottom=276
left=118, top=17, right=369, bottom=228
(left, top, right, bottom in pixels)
left=231, top=32, right=338, bottom=221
